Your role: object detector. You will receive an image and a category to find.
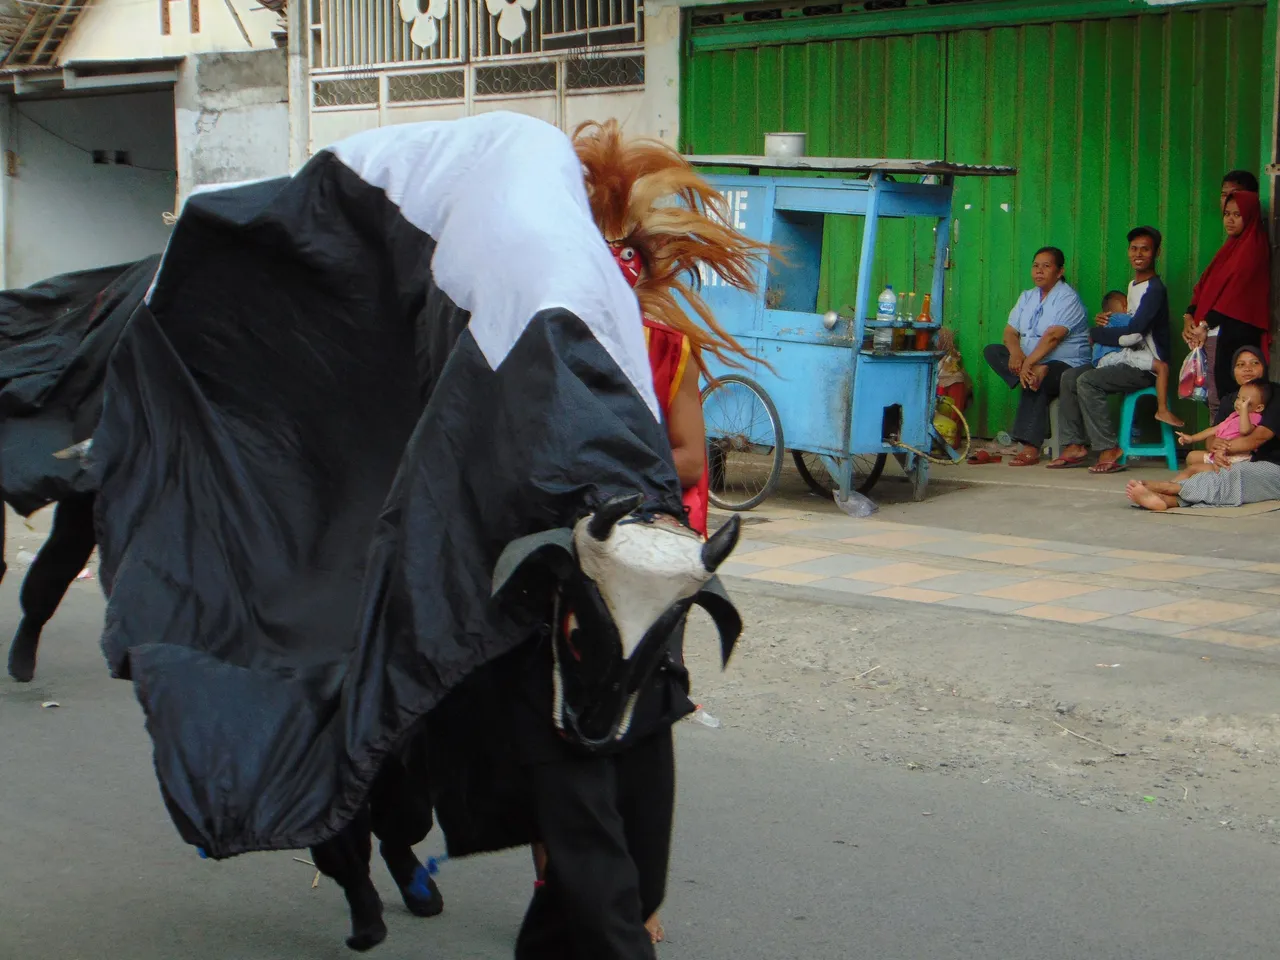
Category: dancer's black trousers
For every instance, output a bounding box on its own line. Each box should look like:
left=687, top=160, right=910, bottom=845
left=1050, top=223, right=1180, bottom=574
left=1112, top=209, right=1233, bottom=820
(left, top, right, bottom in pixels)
left=309, top=751, right=435, bottom=889
left=515, top=726, right=675, bottom=960
left=21, top=495, right=96, bottom=628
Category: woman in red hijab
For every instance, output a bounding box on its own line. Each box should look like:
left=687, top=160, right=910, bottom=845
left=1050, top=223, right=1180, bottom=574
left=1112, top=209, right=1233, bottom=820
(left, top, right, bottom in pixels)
left=1183, top=190, right=1272, bottom=402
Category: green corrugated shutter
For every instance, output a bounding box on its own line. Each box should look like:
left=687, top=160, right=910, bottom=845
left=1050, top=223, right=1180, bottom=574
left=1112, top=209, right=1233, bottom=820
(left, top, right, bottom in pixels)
left=682, top=4, right=1265, bottom=436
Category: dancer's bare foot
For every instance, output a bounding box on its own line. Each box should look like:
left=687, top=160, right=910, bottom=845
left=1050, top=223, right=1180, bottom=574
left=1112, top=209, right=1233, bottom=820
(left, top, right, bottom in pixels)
left=1155, top=409, right=1185, bottom=428
left=646, top=913, right=665, bottom=943
left=1126, top=481, right=1174, bottom=511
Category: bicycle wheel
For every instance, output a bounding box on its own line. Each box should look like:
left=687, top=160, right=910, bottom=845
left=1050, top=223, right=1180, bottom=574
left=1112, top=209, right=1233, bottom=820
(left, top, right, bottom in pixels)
left=700, top=374, right=784, bottom=511
left=793, top=451, right=887, bottom=498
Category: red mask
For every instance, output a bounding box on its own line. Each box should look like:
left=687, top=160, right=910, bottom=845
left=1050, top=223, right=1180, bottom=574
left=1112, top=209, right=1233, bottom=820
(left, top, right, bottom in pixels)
left=610, top=243, right=642, bottom=288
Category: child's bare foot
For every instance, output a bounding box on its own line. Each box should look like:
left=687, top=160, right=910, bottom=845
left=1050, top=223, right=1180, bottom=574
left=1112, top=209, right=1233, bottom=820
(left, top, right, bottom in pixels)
left=1155, top=409, right=1185, bottom=428
left=646, top=913, right=665, bottom=944
left=1126, top=481, right=1171, bottom=511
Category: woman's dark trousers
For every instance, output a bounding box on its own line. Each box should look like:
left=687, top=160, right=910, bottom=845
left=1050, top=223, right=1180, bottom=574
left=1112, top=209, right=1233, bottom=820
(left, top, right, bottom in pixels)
left=983, top=344, right=1070, bottom=448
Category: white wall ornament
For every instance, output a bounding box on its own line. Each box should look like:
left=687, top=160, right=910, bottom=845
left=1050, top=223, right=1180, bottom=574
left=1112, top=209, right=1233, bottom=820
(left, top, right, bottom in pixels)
left=485, top=0, right=537, bottom=43
left=398, top=0, right=448, bottom=49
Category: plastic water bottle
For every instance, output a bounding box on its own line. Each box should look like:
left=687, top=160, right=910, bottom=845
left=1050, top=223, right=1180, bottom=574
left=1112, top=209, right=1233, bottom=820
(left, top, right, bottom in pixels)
left=873, top=285, right=897, bottom=353
left=876, top=285, right=897, bottom=323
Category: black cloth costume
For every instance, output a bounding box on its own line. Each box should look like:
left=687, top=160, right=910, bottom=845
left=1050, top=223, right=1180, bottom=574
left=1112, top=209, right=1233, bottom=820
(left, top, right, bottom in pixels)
left=0, top=258, right=156, bottom=680
left=91, top=112, right=692, bottom=860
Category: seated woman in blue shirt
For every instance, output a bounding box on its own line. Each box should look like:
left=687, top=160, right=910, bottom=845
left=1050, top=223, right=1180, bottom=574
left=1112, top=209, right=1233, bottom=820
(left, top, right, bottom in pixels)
left=982, top=246, right=1092, bottom=466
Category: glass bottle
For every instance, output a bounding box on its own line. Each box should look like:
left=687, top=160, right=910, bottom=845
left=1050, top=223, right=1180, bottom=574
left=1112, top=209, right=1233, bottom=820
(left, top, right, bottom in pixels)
left=892, top=293, right=909, bottom=351
left=914, top=293, right=934, bottom=351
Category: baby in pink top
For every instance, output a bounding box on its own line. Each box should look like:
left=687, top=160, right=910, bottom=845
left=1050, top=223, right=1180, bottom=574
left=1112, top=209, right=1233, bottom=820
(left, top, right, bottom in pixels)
left=1177, top=380, right=1269, bottom=471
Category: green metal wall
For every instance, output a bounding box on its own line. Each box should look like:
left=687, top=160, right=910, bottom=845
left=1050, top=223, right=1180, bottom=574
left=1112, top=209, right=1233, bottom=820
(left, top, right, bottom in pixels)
left=683, top=5, right=1266, bottom=436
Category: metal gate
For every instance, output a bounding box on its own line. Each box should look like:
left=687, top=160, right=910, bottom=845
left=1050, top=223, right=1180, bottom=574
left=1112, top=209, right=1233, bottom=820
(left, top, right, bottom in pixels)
left=682, top=2, right=1267, bottom=435
left=308, top=0, right=647, bottom=151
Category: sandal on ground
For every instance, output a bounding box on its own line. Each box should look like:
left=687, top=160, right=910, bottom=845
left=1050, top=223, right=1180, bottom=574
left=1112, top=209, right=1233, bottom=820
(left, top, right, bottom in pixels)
left=1008, top=452, right=1040, bottom=467
left=1088, top=458, right=1126, bottom=474
left=1045, top=455, right=1088, bottom=469
left=967, top=450, right=1002, bottom=465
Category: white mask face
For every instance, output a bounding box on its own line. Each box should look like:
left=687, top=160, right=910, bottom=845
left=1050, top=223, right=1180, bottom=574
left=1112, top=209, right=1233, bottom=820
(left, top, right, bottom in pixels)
left=572, top=517, right=710, bottom=660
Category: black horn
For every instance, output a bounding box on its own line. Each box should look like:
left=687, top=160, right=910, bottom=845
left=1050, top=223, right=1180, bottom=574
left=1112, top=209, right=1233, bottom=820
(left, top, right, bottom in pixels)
left=702, top=514, right=741, bottom=572
left=587, top=493, right=644, bottom=541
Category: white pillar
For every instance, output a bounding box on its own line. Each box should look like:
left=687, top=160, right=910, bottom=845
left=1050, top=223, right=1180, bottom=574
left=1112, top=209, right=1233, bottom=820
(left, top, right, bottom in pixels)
left=173, top=57, right=198, bottom=209
left=642, top=3, right=683, bottom=146
left=0, top=96, right=13, bottom=288
left=288, top=0, right=310, bottom=169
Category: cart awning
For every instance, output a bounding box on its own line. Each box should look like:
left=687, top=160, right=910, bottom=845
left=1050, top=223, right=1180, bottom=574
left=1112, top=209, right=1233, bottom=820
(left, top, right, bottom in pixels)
left=683, top=156, right=1017, bottom=176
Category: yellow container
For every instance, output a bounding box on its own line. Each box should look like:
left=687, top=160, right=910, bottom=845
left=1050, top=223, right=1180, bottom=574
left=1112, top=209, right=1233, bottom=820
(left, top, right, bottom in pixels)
left=934, top=412, right=959, bottom=446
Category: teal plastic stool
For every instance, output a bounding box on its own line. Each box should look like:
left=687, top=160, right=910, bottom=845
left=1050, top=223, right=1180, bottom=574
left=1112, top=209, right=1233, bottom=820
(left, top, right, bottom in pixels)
left=1118, top=387, right=1179, bottom=470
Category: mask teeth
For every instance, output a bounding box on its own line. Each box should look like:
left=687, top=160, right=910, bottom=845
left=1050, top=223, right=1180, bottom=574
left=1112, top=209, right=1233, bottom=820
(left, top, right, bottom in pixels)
left=615, top=690, right=640, bottom=740
left=550, top=594, right=566, bottom=733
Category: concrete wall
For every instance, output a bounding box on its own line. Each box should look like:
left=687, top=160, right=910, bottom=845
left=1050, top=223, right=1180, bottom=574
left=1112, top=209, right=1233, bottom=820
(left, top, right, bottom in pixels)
left=4, top=91, right=177, bottom=287
left=60, top=0, right=278, bottom=63
left=639, top=4, right=682, bottom=146
left=309, top=89, right=651, bottom=155
left=175, top=49, right=289, bottom=203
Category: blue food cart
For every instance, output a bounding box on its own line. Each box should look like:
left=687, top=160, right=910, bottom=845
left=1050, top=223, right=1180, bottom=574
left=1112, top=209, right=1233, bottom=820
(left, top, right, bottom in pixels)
left=684, top=155, right=1016, bottom=508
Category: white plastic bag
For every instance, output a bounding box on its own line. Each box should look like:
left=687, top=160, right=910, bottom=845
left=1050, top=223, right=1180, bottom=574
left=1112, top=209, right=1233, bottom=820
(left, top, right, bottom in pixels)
left=1178, top=347, right=1208, bottom=403
left=834, top=490, right=879, bottom=518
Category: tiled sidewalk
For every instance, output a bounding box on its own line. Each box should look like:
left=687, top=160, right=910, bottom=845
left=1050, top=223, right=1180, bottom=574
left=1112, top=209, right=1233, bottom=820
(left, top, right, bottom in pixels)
left=718, top=512, right=1280, bottom=652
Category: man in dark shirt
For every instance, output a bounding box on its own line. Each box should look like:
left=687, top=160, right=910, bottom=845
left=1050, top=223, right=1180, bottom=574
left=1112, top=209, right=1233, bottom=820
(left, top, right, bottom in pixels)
left=1050, top=226, right=1171, bottom=473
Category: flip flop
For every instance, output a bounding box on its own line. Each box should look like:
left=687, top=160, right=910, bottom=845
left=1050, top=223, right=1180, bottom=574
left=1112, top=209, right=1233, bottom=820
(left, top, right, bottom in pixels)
left=967, top=451, right=1002, bottom=465
left=1046, top=456, right=1088, bottom=469
left=1088, top=459, right=1126, bottom=474
left=1008, top=453, right=1040, bottom=467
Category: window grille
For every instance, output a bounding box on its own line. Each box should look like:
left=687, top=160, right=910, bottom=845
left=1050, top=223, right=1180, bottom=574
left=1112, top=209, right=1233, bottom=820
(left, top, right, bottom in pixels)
left=312, top=0, right=465, bottom=68
left=474, top=61, right=557, bottom=96
left=310, top=0, right=642, bottom=68
left=313, top=75, right=380, bottom=106
left=387, top=70, right=467, bottom=102
left=564, top=53, right=643, bottom=90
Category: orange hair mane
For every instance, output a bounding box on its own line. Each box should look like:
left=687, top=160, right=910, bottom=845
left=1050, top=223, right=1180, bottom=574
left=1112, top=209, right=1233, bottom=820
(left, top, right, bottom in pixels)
left=572, top=119, right=772, bottom=373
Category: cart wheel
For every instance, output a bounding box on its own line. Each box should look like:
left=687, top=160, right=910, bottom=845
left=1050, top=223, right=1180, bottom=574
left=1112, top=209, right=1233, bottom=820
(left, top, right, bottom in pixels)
left=793, top=451, right=887, bottom=498
left=700, top=374, right=784, bottom=511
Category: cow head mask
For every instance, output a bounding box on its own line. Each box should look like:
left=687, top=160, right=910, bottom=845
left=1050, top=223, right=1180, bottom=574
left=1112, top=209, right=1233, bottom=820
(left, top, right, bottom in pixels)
left=492, top=494, right=742, bottom=752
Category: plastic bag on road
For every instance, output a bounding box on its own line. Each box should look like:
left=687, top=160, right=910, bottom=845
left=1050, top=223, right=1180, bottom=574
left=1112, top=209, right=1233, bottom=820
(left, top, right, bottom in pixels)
left=835, top=490, right=879, bottom=518
left=691, top=707, right=721, bottom=728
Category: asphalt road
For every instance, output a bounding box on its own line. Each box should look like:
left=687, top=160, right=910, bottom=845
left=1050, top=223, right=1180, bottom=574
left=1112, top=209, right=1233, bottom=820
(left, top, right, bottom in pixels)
left=4, top=582, right=1280, bottom=960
